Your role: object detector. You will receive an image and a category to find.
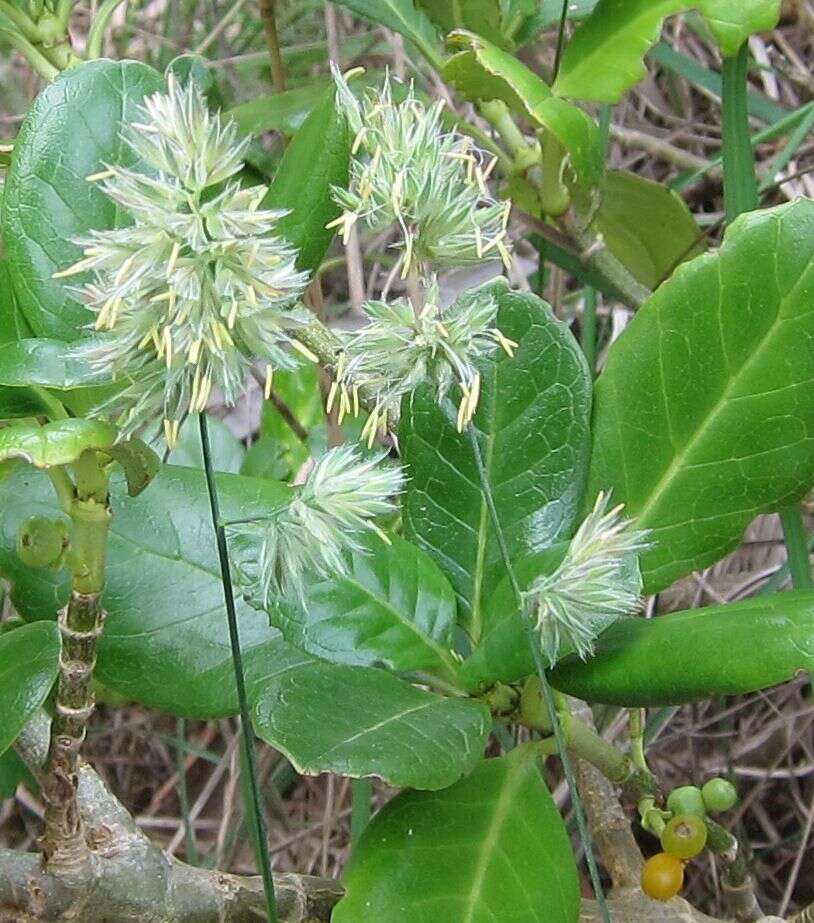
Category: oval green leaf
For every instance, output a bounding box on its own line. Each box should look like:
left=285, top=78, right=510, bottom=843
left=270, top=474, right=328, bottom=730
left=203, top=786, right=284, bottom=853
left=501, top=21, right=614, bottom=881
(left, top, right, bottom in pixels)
left=549, top=592, right=814, bottom=706
left=1, top=59, right=165, bottom=340
left=333, top=745, right=580, bottom=923
left=596, top=170, right=704, bottom=290
left=0, top=621, right=61, bottom=756
left=269, top=532, right=460, bottom=679
left=253, top=654, right=490, bottom=790
left=0, top=463, right=296, bottom=718
left=262, top=84, right=350, bottom=274
left=589, top=199, right=814, bottom=593
left=401, top=279, right=592, bottom=640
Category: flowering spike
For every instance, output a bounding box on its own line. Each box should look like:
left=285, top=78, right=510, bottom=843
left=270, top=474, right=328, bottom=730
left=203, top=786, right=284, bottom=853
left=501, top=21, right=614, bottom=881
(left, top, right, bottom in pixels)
left=330, top=69, right=512, bottom=278
left=228, top=445, right=404, bottom=607
left=55, top=78, right=309, bottom=441
left=523, top=492, right=651, bottom=667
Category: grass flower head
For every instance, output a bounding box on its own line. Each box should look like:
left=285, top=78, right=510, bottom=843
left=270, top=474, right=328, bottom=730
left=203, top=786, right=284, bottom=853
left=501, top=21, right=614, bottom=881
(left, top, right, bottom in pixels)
left=56, top=74, right=309, bottom=445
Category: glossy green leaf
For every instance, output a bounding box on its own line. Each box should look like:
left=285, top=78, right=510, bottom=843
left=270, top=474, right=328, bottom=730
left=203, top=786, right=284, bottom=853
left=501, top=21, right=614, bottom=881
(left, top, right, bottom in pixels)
left=0, top=339, right=112, bottom=390
left=263, top=85, right=350, bottom=274
left=697, top=0, right=781, bottom=57
left=0, top=419, right=117, bottom=469
left=1, top=59, right=165, bottom=340
left=331, top=0, right=443, bottom=67
left=253, top=654, right=490, bottom=790
left=226, top=79, right=332, bottom=137
left=333, top=745, right=580, bottom=923
left=0, top=463, right=296, bottom=718
left=444, top=32, right=603, bottom=188
left=0, top=748, right=34, bottom=799
left=270, top=533, right=459, bottom=678
left=417, top=0, right=504, bottom=44
left=0, top=262, right=33, bottom=344
left=0, top=621, right=61, bottom=756
left=549, top=592, right=814, bottom=706
left=553, top=0, right=782, bottom=102
left=589, top=199, right=814, bottom=593
left=401, top=279, right=591, bottom=640
left=596, top=170, right=704, bottom=289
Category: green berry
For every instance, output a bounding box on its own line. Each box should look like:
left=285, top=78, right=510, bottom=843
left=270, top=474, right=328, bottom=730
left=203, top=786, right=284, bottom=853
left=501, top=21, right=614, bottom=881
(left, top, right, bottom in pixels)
left=660, top=814, right=707, bottom=859
left=17, top=516, right=68, bottom=568
left=666, top=786, right=706, bottom=818
left=702, top=778, right=737, bottom=813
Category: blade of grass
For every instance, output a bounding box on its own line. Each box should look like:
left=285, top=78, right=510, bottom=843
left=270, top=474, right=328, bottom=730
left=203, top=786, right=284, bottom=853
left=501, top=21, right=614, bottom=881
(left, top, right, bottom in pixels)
left=198, top=413, right=279, bottom=923
left=721, top=43, right=759, bottom=222
left=175, top=717, right=200, bottom=865
left=466, top=424, right=611, bottom=923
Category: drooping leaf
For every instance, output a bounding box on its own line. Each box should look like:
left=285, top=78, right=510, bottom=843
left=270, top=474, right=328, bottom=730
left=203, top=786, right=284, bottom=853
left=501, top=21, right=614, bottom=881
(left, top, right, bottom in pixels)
left=269, top=532, right=459, bottom=678
left=416, top=0, right=504, bottom=44
left=0, top=621, right=61, bottom=756
left=589, top=199, right=814, bottom=593
left=262, top=84, right=350, bottom=274
left=226, top=79, right=332, bottom=137
left=553, top=0, right=782, bottom=102
left=696, top=0, right=781, bottom=57
left=331, top=0, right=443, bottom=67
left=444, top=31, right=603, bottom=189
left=333, top=745, right=580, bottom=923
left=0, top=339, right=112, bottom=390
left=1, top=59, right=165, bottom=340
left=253, top=653, right=490, bottom=790
left=401, top=279, right=591, bottom=640
left=0, top=419, right=117, bottom=469
left=0, top=463, right=297, bottom=718
left=596, top=170, right=704, bottom=289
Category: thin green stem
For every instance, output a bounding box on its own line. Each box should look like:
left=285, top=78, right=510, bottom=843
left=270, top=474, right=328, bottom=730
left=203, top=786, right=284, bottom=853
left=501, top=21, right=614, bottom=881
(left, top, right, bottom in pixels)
left=0, top=1, right=39, bottom=40
left=778, top=505, right=813, bottom=589
left=198, top=414, right=278, bottom=923
left=56, top=0, right=76, bottom=27
left=552, top=0, right=569, bottom=80
left=85, top=0, right=126, bottom=58
left=0, top=25, right=58, bottom=79
left=47, top=467, right=74, bottom=515
left=350, top=778, right=372, bottom=847
left=465, top=425, right=611, bottom=923
left=721, top=43, right=759, bottom=223
left=175, top=717, right=200, bottom=866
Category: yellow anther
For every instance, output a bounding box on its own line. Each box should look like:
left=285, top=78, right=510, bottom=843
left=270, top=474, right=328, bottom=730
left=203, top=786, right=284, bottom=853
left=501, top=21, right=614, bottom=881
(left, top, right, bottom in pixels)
left=292, top=340, right=319, bottom=363
left=352, top=127, right=368, bottom=155
left=483, top=230, right=507, bottom=256
left=163, top=327, right=173, bottom=367
left=85, top=168, right=116, bottom=183
left=436, top=321, right=449, bottom=338
left=369, top=522, right=392, bottom=545
left=114, top=255, right=134, bottom=286
left=264, top=365, right=274, bottom=400
left=352, top=384, right=360, bottom=418
left=228, top=299, right=239, bottom=329
left=326, top=380, right=339, bottom=414
left=187, top=338, right=202, bottom=364
left=483, top=156, right=498, bottom=181
left=497, top=240, right=512, bottom=270
left=246, top=285, right=258, bottom=307
left=52, top=257, right=95, bottom=279
left=167, top=241, right=181, bottom=277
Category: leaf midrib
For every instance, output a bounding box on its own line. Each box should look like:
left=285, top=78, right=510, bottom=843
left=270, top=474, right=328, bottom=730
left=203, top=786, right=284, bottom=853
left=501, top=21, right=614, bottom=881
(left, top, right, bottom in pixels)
left=461, top=753, right=530, bottom=923
left=633, top=259, right=811, bottom=527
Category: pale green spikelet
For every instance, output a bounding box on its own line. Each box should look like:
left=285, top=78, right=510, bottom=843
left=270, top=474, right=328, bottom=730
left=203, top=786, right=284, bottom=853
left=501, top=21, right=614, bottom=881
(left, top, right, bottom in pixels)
left=331, top=281, right=518, bottom=438
left=524, top=492, right=651, bottom=666
left=328, top=68, right=512, bottom=279
left=55, top=75, right=309, bottom=445
left=228, top=445, right=404, bottom=606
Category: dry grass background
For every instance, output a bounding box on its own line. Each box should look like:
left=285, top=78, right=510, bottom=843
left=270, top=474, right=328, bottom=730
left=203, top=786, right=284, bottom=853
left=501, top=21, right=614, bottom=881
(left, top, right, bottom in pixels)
left=0, top=1, right=813, bottom=918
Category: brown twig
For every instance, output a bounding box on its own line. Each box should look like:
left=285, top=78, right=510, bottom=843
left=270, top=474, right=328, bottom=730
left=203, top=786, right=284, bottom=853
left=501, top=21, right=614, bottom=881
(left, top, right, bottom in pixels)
left=258, top=0, right=286, bottom=93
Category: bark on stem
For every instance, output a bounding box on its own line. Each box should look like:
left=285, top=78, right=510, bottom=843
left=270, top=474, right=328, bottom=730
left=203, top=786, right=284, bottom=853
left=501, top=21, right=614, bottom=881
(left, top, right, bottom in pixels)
left=41, top=472, right=111, bottom=872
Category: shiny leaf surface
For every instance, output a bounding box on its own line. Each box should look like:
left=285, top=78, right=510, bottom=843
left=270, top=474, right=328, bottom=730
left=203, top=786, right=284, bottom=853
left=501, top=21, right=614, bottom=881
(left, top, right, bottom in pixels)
left=0, top=463, right=294, bottom=717
left=0, top=339, right=111, bottom=390
left=401, top=280, right=591, bottom=640
left=333, top=746, right=580, bottom=923
left=0, top=621, right=61, bottom=756
left=1, top=59, right=165, bottom=339
left=253, top=654, right=490, bottom=790
left=0, top=419, right=117, bottom=469
left=263, top=85, right=350, bottom=274
left=270, top=533, right=459, bottom=678
left=589, top=200, right=814, bottom=592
